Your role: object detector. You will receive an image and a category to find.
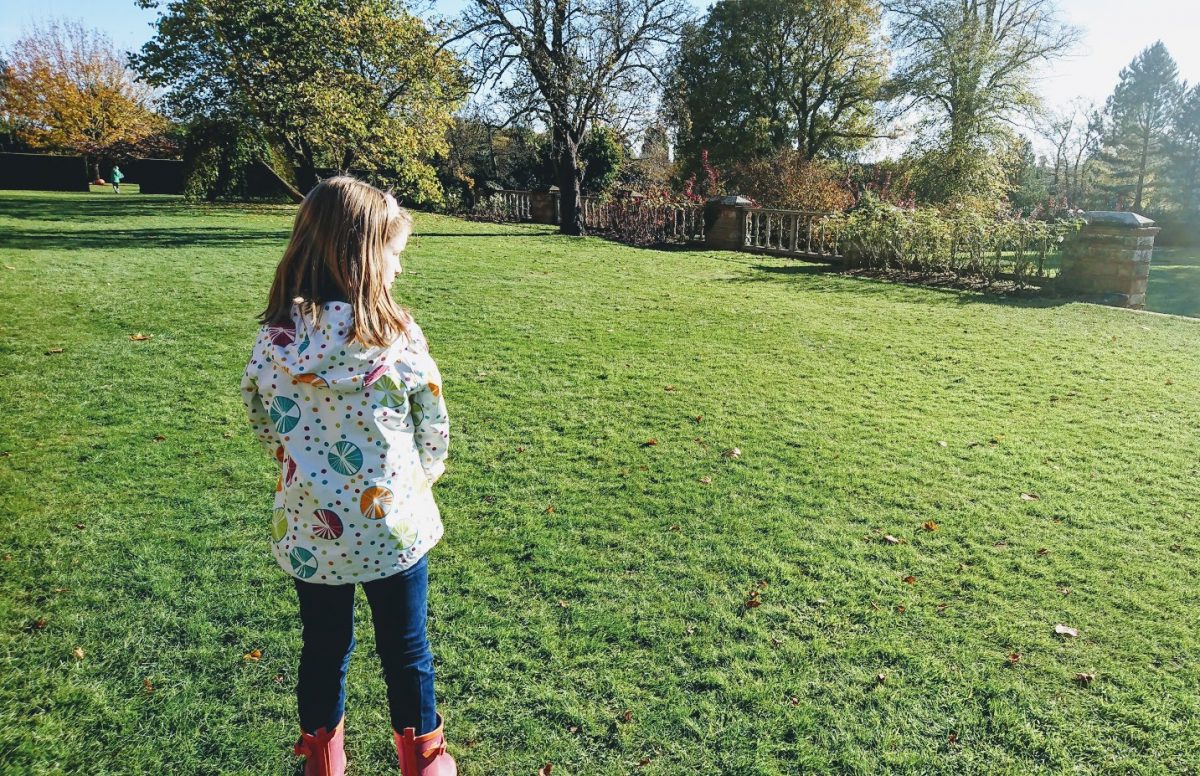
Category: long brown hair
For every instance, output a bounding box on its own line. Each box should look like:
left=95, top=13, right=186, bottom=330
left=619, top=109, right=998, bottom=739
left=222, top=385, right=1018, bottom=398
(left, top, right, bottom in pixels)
left=261, top=176, right=413, bottom=347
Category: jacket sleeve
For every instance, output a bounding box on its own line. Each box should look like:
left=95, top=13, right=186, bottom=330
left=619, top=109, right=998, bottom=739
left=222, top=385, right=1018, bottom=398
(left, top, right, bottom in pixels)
left=398, top=326, right=450, bottom=482
left=241, top=337, right=282, bottom=457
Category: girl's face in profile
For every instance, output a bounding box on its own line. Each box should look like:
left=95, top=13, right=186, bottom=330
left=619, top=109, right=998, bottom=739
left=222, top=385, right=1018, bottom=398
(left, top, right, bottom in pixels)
left=383, top=194, right=408, bottom=284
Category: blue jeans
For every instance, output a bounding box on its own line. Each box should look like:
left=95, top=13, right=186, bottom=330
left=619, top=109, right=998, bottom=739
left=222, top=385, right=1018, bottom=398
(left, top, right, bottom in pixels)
left=293, top=555, right=438, bottom=735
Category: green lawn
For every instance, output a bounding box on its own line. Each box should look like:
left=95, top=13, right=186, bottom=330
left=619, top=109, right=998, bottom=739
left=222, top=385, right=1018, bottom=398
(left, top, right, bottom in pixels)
left=2, top=190, right=1200, bottom=775
left=1148, top=246, right=1200, bottom=318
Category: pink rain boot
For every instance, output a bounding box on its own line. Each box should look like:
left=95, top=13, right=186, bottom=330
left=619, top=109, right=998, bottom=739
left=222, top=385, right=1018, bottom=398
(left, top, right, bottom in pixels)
left=294, top=718, right=347, bottom=776
left=394, top=714, right=456, bottom=775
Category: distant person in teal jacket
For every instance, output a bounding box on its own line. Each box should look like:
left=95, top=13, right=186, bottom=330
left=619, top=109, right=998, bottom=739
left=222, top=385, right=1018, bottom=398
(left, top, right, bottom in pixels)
left=111, top=165, right=124, bottom=193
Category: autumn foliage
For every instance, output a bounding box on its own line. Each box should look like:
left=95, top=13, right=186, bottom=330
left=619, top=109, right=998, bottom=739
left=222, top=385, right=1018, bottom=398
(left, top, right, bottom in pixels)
left=1, top=21, right=166, bottom=157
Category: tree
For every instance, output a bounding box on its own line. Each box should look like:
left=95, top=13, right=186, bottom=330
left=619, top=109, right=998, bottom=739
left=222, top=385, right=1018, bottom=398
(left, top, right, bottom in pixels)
left=670, top=0, right=889, bottom=170
left=460, top=0, right=692, bottom=235
left=579, top=124, right=625, bottom=193
left=886, top=0, right=1078, bottom=202
left=132, top=0, right=467, bottom=204
left=1095, top=42, right=1184, bottom=212
left=1, top=20, right=166, bottom=163
left=1167, top=84, right=1200, bottom=217
left=1036, top=101, right=1101, bottom=205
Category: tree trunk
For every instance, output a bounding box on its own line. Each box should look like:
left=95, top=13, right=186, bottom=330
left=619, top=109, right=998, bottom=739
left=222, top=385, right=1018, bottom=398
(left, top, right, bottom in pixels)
left=258, top=158, right=304, bottom=203
left=557, top=135, right=584, bottom=236
left=1134, top=128, right=1150, bottom=212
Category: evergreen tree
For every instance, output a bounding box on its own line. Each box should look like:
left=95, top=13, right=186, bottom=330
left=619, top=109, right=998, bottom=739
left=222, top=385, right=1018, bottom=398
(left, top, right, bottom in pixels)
left=1167, top=85, right=1200, bottom=217
left=1096, top=42, right=1183, bottom=212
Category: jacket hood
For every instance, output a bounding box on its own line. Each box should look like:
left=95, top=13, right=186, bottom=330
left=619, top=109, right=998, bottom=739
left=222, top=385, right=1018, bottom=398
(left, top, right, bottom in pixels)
left=266, top=301, right=408, bottom=393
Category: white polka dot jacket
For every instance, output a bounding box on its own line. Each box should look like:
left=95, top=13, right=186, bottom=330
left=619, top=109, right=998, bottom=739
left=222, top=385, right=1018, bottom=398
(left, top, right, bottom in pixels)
left=240, top=302, right=450, bottom=584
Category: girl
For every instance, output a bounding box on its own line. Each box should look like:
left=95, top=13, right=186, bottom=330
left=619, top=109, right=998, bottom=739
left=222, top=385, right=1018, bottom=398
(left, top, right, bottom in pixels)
left=241, top=177, right=454, bottom=776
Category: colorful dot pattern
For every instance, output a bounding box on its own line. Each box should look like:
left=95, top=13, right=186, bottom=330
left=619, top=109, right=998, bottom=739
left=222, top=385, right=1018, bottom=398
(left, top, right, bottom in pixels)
left=241, top=302, right=450, bottom=584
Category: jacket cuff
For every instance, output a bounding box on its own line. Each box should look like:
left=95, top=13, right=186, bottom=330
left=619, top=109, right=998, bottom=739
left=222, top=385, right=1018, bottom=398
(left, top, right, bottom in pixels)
left=424, top=460, right=446, bottom=484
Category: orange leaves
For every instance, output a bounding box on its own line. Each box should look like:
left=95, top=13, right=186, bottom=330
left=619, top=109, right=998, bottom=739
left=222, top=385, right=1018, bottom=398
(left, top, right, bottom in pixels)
left=922, top=520, right=940, bottom=532
left=537, top=764, right=553, bottom=776
left=243, top=648, right=262, bottom=662
left=129, top=333, right=153, bottom=341
left=643, top=438, right=659, bottom=447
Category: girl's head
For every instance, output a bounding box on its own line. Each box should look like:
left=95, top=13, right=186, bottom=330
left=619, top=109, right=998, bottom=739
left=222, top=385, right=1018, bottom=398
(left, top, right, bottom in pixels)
left=262, top=175, right=414, bottom=347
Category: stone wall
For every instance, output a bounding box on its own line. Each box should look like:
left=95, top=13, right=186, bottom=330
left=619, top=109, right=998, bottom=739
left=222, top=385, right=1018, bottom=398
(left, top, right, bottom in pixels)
left=1058, top=212, right=1159, bottom=308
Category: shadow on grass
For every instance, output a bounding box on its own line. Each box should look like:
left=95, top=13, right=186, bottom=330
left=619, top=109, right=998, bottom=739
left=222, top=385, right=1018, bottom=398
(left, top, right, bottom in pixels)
left=0, top=192, right=295, bottom=223
left=725, top=260, right=1074, bottom=310
left=0, top=226, right=291, bottom=251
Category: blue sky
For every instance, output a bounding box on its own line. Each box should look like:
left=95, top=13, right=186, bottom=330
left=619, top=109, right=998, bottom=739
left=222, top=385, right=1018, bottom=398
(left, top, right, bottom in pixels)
left=3, top=0, right=1199, bottom=136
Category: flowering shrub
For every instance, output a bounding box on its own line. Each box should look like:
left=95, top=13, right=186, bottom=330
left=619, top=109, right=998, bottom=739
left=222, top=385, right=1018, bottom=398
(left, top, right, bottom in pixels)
left=729, top=149, right=855, bottom=212
left=826, top=193, right=1081, bottom=284
left=584, top=188, right=706, bottom=246
left=681, top=149, right=724, bottom=203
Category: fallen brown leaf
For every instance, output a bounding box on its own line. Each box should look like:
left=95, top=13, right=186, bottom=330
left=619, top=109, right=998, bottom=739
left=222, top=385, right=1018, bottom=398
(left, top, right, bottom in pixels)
left=244, top=649, right=262, bottom=661
left=789, top=696, right=799, bottom=706
left=1007, top=652, right=1021, bottom=665
left=664, top=384, right=676, bottom=392
left=32, top=617, right=47, bottom=630
left=722, top=447, right=741, bottom=458
left=698, top=476, right=712, bottom=484
left=1036, top=548, right=1049, bottom=556
left=568, top=726, right=579, bottom=734
left=537, top=764, right=553, bottom=776
left=643, top=438, right=659, bottom=447
left=923, top=520, right=940, bottom=532
left=153, top=434, right=167, bottom=442
left=545, top=505, right=555, bottom=514
left=143, top=678, right=154, bottom=693
left=693, top=414, right=703, bottom=422
left=129, top=333, right=153, bottom=341
left=895, top=605, right=906, bottom=614
left=621, top=710, right=633, bottom=723
left=902, top=575, right=916, bottom=585
left=638, top=757, right=652, bottom=767
left=876, top=672, right=887, bottom=684
left=948, top=732, right=959, bottom=745
left=1075, top=672, right=1096, bottom=686
left=74, top=523, right=86, bottom=530
left=668, top=523, right=681, bottom=531
left=558, top=599, right=569, bottom=608
left=1054, top=624, right=1079, bottom=638
left=1020, top=492, right=1041, bottom=501
left=1059, top=586, right=1072, bottom=596
left=745, top=598, right=761, bottom=609
left=46, top=348, right=64, bottom=355
left=936, top=440, right=948, bottom=448
left=72, top=646, right=85, bottom=660
left=883, top=534, right=902, bottom=545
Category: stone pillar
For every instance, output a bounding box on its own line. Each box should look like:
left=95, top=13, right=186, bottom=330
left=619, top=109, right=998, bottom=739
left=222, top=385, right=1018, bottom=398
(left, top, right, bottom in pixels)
left=1058, top=212, right=1159, bottom=308
left=529, top=185, right=560, bottom=225
left=703, top=195, right=753, bottom=251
